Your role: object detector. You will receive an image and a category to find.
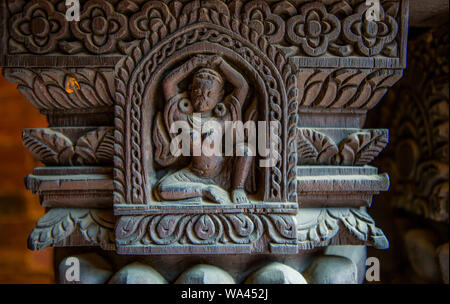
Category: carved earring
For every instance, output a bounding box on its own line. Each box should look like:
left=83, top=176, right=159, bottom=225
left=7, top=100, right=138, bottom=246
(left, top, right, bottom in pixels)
left=214, top=103, right=227, bottom=117
left=179, top=99, right=193, bottom=114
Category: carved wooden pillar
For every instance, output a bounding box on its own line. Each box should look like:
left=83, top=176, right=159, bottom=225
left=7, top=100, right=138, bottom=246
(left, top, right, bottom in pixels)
left=0, top=0, right=409, bottom=284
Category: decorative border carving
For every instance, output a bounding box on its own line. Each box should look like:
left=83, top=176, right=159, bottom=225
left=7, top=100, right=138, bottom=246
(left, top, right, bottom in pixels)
left=115, top=212, right=298, bottom=254
left=2, top=0, right=408, bottom=67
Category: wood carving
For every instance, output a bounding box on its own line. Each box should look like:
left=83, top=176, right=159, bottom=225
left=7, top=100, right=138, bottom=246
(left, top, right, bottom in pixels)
left=2, top=68, right=115, bottom=111
left=297, top=69, right=403, bottom=110
left=298, top=128, right=388, bottom=165
left=22, top=128, right=74, bottom=165
left=4, top=0, right=406, bottom=59
left=28, top=208, right=115, bottom=250
left=297, top=207, right=389, bottom=250
left=74, top=128, right=115, bottom=165
left=23, top=127, right=114, bottom=165
left=152, top=55, right=254, bottom=204
left=0, top=0, right=410, bottom=272
left=115, top=207, right=298, bottom=254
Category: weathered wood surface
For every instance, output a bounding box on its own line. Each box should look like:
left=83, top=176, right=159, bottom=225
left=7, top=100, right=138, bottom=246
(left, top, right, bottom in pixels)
left=0, top=0, right=409, bottom=255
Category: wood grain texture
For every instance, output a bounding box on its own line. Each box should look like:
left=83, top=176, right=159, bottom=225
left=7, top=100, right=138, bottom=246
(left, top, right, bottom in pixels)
left=0, top=0, right=411, bottom=255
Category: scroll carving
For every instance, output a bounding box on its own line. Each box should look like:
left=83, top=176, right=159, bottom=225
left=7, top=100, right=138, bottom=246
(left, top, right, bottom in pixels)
left=115, top=212, right=297, bottom=251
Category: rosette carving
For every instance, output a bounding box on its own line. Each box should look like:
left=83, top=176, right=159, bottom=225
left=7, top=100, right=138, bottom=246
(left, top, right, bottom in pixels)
left=343, top=3, right=399, bottom=56
left=10, top=0, right=67, bottom=54
left=71, top=0, right=128, bottom=54
left=242, top=0, right=285, bottom=43
left=286, top=2, right=340, bottom=56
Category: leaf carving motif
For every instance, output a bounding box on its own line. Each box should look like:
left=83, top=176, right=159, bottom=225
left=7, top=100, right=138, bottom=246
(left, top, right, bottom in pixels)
left=298, top=129, right=339, bottom=165
left=3, top=68, right=114, bottom=111
left=297, top=208, right=389, bottom=250
left=22, top=129, right=75, bottom=165
left=297, top=129, right=388, bottom=165
left=338, top=130, right=389, bottom=165
left=23, top=128, right=114, bottom=165
left=28, top=209, right=115, bottom=251
left=75, top=128, right=115, bottom=165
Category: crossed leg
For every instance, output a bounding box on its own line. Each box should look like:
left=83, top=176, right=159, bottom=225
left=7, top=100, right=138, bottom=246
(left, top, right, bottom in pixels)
left=156, top=168, right=231, bottom=204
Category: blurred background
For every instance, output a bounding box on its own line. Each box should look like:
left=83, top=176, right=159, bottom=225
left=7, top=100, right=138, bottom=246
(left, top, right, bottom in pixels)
left=0, top=69, right=54, bottom=283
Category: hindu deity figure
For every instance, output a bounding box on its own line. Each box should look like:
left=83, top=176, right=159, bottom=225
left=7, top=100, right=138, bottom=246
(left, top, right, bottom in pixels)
left=153, top=55, right=256, bottom=204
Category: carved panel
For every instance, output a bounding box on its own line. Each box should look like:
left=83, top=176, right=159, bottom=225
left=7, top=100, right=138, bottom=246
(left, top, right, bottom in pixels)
left=2, top=0, right=408, bottom=63
left=113, top=2, right=300, bottom=205
left=115, top=204, right=298, bottom=254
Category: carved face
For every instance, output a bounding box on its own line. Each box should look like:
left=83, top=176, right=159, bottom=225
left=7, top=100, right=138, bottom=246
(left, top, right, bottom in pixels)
left=190, top=71, right=224, bottom=113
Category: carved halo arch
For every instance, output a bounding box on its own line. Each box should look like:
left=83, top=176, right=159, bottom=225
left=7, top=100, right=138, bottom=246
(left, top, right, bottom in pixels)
left=114, top=7, right=298, bottom=206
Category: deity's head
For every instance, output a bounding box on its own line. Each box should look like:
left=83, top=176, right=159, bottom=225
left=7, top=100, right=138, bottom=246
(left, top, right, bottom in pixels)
left=190, top=68, right=224, bottom=113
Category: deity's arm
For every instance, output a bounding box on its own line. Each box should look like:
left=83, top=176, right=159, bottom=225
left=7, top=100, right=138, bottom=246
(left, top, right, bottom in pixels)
left=163, top=55, right=210, bottom=101
left=217, top=59, right=249, bottom=105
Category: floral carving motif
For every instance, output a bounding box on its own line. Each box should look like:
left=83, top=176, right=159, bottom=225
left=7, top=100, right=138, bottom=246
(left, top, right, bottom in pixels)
left=286, top=2, right=340, bottom=56
left=343, top=3, right=398, bottom=56
left=129, top=1, right=176, bottom=39
left=71, top=0, right=128, bottom=54
left=10, top=0, right=67, bottom=54
left=242, top=0, right=285, bottom=43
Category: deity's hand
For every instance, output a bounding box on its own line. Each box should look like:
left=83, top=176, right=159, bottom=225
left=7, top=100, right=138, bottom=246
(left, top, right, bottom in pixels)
left=191, top=54, right=210, bottom=66
left=207, top=55, right=223, bottom=67
left=191, top=54, right=223, bottom=68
